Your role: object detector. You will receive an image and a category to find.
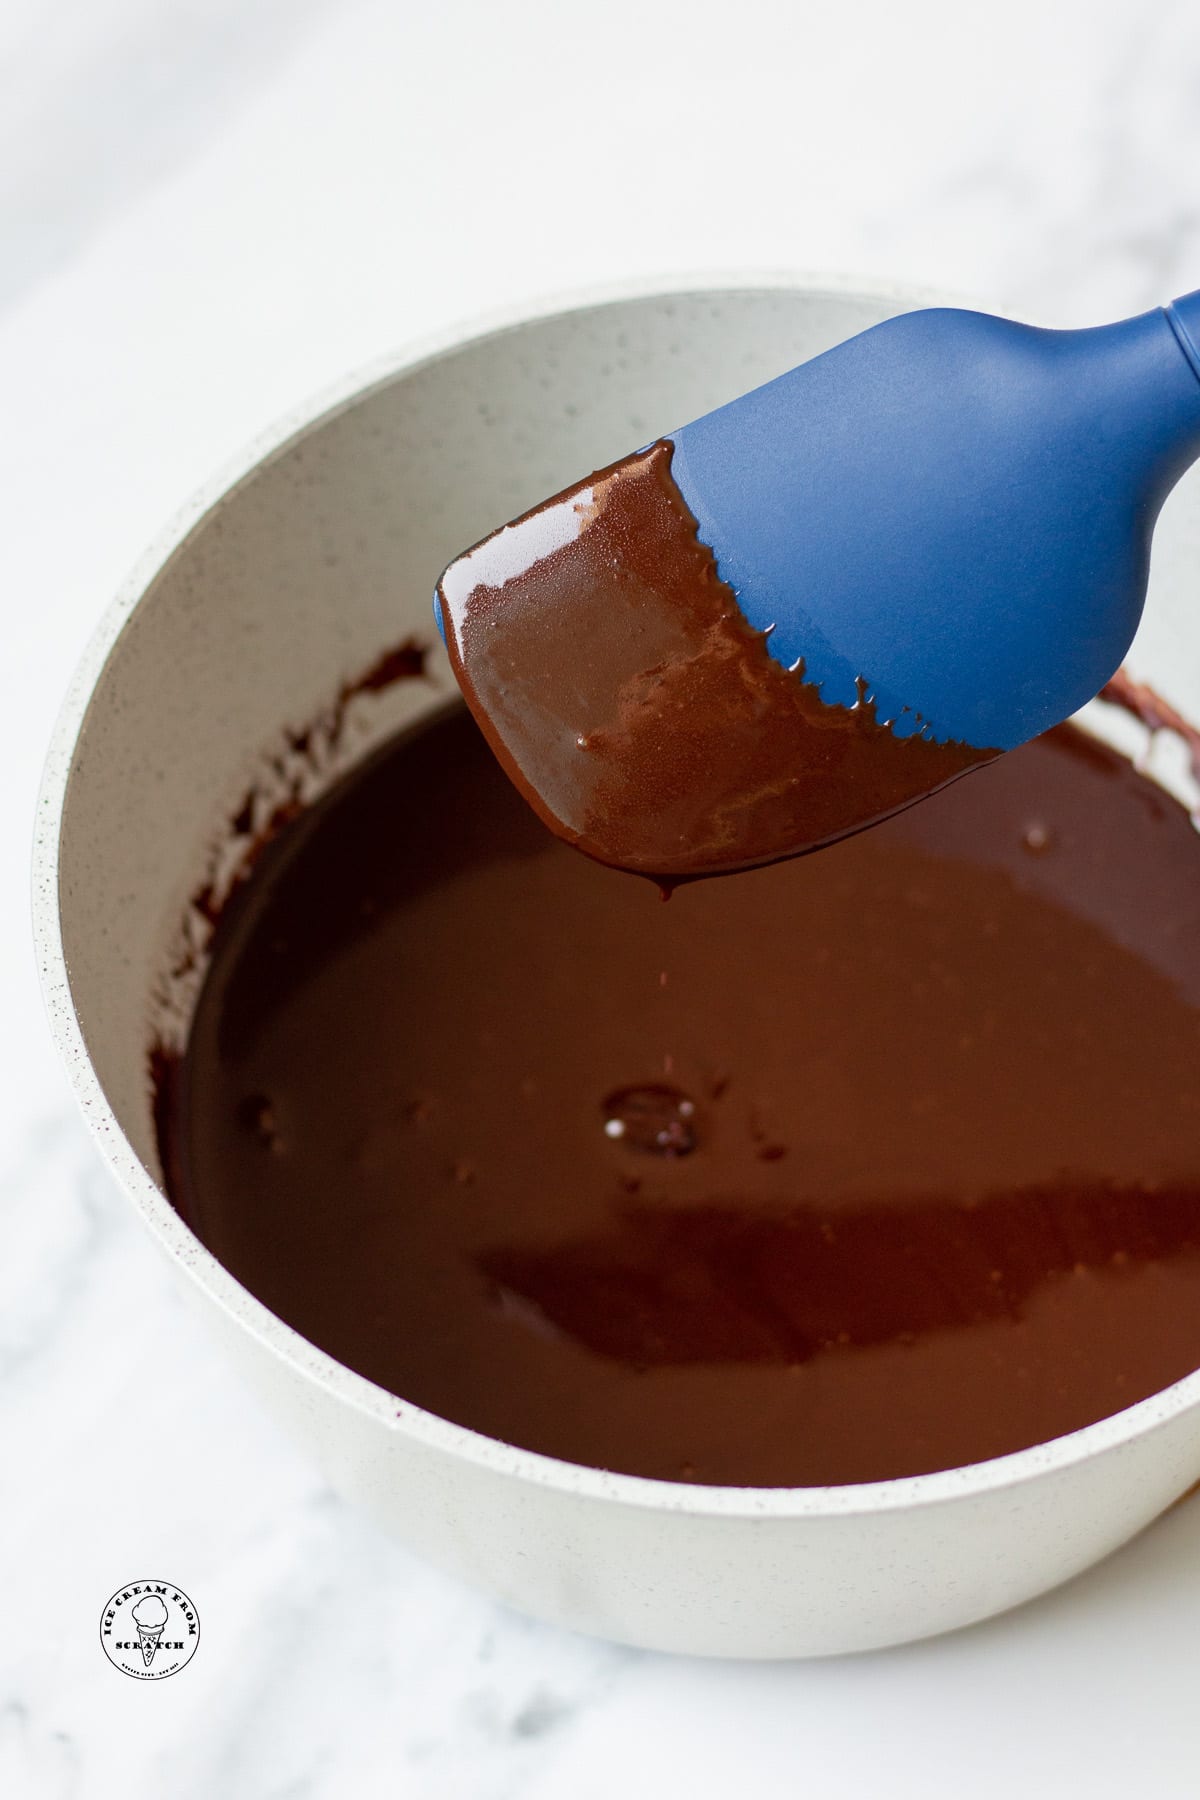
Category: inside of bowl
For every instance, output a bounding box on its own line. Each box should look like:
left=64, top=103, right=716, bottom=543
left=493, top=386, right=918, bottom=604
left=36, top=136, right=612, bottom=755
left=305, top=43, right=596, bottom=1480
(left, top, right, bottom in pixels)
left=57, top=286, right=925, bottom=1176
left=54, top=283, right=1200, bottom=1182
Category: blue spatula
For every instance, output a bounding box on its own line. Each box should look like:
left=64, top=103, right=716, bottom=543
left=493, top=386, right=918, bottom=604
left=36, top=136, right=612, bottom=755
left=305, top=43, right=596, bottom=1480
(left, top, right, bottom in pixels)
left=659, top=288, right=1200, bottom=750
left=435, top=290, right=1200, bottom=872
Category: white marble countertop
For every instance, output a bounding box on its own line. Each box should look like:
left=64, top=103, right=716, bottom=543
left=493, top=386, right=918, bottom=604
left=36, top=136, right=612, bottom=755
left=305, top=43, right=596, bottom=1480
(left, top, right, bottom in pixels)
left=7, top=1, right=1200, bottom=1792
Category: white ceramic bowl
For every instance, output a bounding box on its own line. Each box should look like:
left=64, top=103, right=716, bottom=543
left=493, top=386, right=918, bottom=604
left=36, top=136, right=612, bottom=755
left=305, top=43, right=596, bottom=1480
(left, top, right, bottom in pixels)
left=35, top=276, right=1200, bottom=1659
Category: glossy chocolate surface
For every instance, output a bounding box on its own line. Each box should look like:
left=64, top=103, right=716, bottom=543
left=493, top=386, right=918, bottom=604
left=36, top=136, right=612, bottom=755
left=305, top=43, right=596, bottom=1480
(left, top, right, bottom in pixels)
left=437, top=441, right=995, bottom=880
left=159, top=707, right=1200, bottom=1486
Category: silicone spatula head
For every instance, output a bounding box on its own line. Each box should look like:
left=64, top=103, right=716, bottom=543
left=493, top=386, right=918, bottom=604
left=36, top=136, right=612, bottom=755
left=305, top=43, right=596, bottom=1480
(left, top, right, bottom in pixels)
left=435, top=291, right=1200, bottom=881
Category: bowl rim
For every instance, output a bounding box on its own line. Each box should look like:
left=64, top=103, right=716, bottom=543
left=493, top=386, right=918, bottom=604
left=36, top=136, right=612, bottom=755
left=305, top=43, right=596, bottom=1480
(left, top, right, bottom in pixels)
left=33, top=267, right=1200, bottom=1521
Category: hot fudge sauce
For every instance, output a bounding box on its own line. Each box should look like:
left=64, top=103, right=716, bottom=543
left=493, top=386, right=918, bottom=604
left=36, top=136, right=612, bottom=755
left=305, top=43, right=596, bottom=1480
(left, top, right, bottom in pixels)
left=158, top=703, right=1200, bottom=1486
left=436, top=442, right=997, bottom=881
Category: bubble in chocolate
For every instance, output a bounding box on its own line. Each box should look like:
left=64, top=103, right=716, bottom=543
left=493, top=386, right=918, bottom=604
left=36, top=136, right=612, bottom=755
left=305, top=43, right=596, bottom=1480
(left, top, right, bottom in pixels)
left=602, top=1084, right=698, bottom=1156
left=236, top=1092, right=282, bottom=1152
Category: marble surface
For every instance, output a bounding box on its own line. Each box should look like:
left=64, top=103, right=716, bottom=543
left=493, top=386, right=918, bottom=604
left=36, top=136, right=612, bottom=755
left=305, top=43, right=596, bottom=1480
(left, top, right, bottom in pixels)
left=7, top=0, right=1200, bottom=1791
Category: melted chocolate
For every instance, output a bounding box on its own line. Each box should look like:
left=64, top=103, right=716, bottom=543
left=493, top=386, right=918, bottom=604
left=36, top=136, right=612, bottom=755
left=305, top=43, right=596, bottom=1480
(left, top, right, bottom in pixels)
left=157, top=705, right=1200, bottom=1487
left=436, top=442, right=996, bottom=880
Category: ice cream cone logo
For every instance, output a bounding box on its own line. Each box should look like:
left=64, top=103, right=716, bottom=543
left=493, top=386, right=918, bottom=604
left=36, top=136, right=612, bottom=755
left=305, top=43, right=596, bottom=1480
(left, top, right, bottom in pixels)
left=99, top=1581, right=200, bottom=1680
left=132, top=1594, right=169, bottom=1666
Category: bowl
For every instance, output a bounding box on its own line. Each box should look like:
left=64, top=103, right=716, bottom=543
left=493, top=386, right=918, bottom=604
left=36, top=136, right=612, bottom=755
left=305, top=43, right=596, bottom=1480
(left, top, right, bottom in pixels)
left=34, top=275, right=1200, bottom=1659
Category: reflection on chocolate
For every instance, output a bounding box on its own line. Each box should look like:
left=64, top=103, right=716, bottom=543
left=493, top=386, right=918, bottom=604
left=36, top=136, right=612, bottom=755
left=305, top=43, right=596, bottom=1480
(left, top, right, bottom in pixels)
left=437, top=441, right=997, bottom=880
left=158, top=706, right=1200, bottom=1488
left=482, top=1180, right=1200, bottom=1367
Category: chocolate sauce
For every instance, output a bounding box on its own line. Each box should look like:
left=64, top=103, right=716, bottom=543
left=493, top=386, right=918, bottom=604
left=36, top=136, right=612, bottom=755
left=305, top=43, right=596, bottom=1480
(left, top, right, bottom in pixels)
left=436, top=442, right=996, bottom=881
left=158, top=704, right=1200, bottom=1486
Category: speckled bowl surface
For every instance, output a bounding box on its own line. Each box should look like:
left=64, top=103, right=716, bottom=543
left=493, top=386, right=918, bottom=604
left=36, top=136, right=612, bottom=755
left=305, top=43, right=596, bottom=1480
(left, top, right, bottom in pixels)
left=34, top=275, right=1200, bottom=1657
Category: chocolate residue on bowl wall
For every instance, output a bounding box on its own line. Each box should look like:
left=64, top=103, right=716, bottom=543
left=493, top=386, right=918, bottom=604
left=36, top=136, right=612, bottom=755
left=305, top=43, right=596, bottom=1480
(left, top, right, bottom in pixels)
left=348, top=639, right=431, bottom=694
left=1100, top=666, right=1200, bottom=793
left=148, top=634, right=433, bottom=1179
